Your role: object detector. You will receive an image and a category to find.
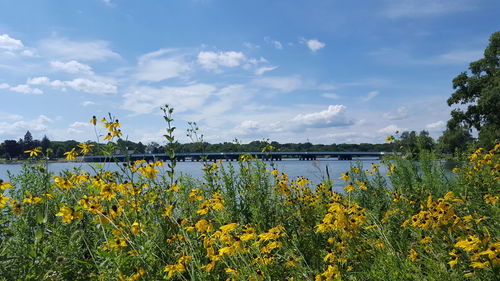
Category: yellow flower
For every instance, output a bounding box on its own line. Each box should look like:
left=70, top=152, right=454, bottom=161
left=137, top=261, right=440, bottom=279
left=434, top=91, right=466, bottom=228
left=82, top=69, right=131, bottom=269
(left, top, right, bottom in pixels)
left=56, top=206, right=82, bottom=223
left=455, top=236, right=481, bottom=251
left=386, top=135, right=395, bottom=143
left=220, top=222, right=238, bottom=233
left=0, top=193, right=10, bottom=208
left=420, top=236, right=432, bottom=244
left=90, top=116, right=97, bottom=126
left=64, top=148, right=78, bottom=160
left=484, top=194, right=499, bottom=204
left=77, top=143, right=94, bottom=154
left=104, top=133, right=113, bottom=141
left=24, top=147, right=41, bottom=157
left=131, top=221, right=144, bottom=235
left=225, top=268, right=238, bottom=274
left=195, top=219, right=213, bottom=233
left=23, top=192, right=42, bottom=204
left=409, top=248, right=418, bottom=261
left=448, top=250, right=459, bottom=267
left=338, top=172, right=349, bottom=182
left=162, top=205, right=174, bottom=217
left=470, top=261, right=489, bottom=268
left=0, top=181, right=12, bottom=190
left=355, top=180, right=368, bottom=190
left=344, top=184, right=355, bottom=193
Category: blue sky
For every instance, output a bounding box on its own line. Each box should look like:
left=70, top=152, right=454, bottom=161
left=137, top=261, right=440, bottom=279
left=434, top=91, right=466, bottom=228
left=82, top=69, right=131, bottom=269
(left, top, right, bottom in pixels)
left=0, top=0, right=498, bottom=144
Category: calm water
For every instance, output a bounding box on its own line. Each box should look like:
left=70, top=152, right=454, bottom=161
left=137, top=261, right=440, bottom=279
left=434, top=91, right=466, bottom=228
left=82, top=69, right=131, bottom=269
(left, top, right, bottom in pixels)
left=0, top=158, right=385, bottom=190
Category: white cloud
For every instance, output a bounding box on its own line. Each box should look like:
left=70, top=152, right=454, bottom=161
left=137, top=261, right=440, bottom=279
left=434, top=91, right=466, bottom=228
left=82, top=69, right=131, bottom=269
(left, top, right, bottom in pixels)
left=255, top=66, right=278, bottom=75
left=426, top=120, right=445, bottom=129
left=67, top=128, right=84, bottom=134
left=303, top=39, right=326, bottom=52
left=0, top=34, right=24, bottom=51
left=70, top=121, right=91, bottom=129
left=378, top=124, right=404, bottom=135
left=322, top=93, right=340, bottom=99
left=136, top=49, right=190, bottom=81
left=198, top=51, right=246, bottom=70
left=64, top=78, right=117, bottom=95
left=9, top=84, right=43, bottom=94
left=21, top=49, right=36, bottom=57
left=0, top=112, right=23, bottom=121
left=0, top=83, right=10, bottom=89
left=122, top=84, right=217, bottom=115
left=383, top=106, right=408, bottom=120
left=82, top=101, right=95, bottom=106
left=27, top=76, right=116, bottom=95
left=51, top=60, right=93, bottom=74
left=235, top=120, right=260, bottom=134
left=291, top=105, right=353, bottom=128
left=0, top=115, right=52, bottom=137
left=27, top=76, right=51, bottom=86
left=39, top=38, right=120, bottom=61
left=361, top=91, right=379, bottom=102
left=383, top=0, right=474, bottom=18
left=264, top=37, right=283, bottom=50
left=253, top=76, right=302, bottom=92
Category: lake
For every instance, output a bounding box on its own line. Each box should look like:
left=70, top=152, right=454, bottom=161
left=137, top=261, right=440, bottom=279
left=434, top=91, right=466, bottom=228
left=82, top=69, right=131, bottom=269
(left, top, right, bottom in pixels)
left=0, top=158, right=385, bottom=191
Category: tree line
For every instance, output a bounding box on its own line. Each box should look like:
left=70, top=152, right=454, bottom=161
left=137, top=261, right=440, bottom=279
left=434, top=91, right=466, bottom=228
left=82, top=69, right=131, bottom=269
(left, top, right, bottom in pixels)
left=0, top=129, right=464, bottom=160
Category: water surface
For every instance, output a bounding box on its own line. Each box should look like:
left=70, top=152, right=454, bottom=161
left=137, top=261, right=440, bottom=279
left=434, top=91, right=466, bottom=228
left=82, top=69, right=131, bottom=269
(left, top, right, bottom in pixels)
left=0, top=158, right=384, bottom=190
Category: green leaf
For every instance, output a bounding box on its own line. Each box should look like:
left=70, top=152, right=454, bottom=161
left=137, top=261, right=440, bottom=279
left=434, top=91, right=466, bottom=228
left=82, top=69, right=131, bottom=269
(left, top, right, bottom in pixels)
left=35, top=229, right=43, bottom=242
left=36, top=211, right=44, bottom=224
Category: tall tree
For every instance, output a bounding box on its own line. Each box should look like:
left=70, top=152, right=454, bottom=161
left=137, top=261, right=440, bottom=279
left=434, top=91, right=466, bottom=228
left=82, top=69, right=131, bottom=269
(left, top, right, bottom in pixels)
left=438, top=125, right=473, bottom=154
left=41, top=135, right=51, bottom=151
left=23, top=131, right=34, bottom=149
left=447, top=31, right=500, bottom=148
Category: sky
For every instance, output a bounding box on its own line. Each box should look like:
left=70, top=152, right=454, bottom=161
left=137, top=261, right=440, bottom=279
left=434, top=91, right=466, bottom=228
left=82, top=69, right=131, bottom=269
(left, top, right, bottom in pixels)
left=0, top=0, right=499, bottom=145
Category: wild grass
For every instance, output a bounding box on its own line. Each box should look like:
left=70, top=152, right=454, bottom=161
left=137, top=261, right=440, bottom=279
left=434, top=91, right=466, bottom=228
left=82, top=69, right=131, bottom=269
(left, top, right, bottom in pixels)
left=0, top=110, right=498, bottom=281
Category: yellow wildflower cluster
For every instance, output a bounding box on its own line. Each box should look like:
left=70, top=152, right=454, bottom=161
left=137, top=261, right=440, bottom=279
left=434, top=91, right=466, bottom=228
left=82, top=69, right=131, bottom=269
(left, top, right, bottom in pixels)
left=1, top=114, right=498, bottom=280
left=101, top=117, right=122, bottom=141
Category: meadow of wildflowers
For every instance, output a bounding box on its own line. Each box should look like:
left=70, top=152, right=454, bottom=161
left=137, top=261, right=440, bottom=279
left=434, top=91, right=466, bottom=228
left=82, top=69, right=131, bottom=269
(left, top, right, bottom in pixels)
left=0, top=107, right=498, bottom=281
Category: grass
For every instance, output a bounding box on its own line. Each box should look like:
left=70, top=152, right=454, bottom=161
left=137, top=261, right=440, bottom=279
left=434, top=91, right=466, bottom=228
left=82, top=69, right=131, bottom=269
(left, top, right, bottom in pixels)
left=0, top=112, right=498, bottom=281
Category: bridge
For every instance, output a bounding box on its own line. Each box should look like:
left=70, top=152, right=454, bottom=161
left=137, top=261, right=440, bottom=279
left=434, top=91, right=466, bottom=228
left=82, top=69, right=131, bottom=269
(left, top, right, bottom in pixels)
left=81, top=151, right=388, bottom=163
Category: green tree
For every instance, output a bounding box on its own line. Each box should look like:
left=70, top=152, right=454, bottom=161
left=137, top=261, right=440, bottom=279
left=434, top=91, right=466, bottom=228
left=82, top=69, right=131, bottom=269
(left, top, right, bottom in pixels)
left=40, top=135, right=51, bottom=152
left=437, top=125, right=473, bottom=154
left=23, top=131, right=34, bottom=149
left=447, top=31, right=500, bottom=148
left=416, top=130, right=434, bottom=151
left=3, top=140, right=20, bottom=159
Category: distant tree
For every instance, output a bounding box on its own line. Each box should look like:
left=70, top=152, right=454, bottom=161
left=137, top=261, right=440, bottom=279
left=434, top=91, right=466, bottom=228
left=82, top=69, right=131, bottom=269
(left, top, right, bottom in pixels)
left=399, top=131, right=418, bottom=153
left=41, top=135, right=51, bottom=152
left=447, top=31, right=500, bottom=148
left=4, top=140, right=20, bottom=159
left=146, top=142, right=160, bottom=154
left=437, top=125, right=474, bottom=154
left=136, top=142, right=145, bottom=154
left=23, top=131, right=34, bottom=150
left=416, top=130, right=435, bottom=151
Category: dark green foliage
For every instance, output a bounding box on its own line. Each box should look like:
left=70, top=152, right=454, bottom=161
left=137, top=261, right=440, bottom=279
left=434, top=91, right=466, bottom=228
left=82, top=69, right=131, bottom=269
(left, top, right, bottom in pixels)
left=438, top=125, right=474, bottom=153
left=447, top=31, right=500, bottom=148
